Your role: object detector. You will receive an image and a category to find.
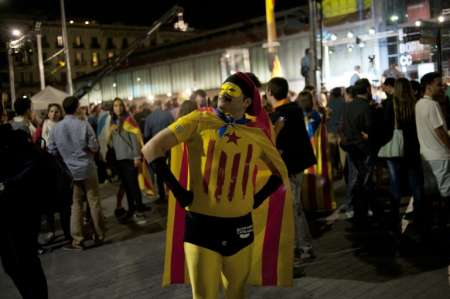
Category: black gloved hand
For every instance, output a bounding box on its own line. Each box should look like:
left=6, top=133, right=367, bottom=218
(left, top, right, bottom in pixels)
left=150, top=157, right=193, bottom=208
left=253, top=175, right=283, bottom=209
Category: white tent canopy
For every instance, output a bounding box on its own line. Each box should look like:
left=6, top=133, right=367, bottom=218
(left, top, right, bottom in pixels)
left=31, top=86, right=88, bottom=110
left=31, top=86, right=69, bottom=110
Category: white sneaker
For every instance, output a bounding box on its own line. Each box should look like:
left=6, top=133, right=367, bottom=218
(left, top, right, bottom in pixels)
left=345, top=210, right=354, bottom=219
left=134, top=213, right=147, bottom=225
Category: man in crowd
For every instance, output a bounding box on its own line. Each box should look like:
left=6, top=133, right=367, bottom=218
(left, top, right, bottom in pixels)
left=382, top=63, right=404, bottom=81
left=11, top=97, right=36, bottom=137
left=267, top=77, right=316, bottom=262
left=350, top=65, right=362, bottom=86
left=142, top=72, right=290, bottom=299
left=416, top=72, right=450, bottom=232
left=341, top=79, right=376, bottom=229
left=144, top=99, right=174, bottom=203
left=48, top=96, right=105, bottom=250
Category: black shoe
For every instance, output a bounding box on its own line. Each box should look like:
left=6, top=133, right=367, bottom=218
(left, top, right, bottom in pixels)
left=118, top=211, right=134, bottom=224
left=136, top=205, right=151, bottom=212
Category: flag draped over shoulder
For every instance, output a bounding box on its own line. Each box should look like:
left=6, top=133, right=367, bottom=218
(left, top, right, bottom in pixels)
left=302, top=121, right=335, bottom=211
left=110, top=116, right=155, bottom=196
left=162, top=108, right=294, bottom=287
left=97, top=111, right=111, bottom=162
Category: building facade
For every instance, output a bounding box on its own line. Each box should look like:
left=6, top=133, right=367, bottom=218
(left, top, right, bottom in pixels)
left=0, top=17, right=195, bottom=99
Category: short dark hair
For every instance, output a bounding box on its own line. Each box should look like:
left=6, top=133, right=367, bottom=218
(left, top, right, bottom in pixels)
left=267, top=77, right=289, bottom=100
left=352, top=79, right=371, bottom=96
left=383, top=77, right=396, bottom=87
left=13, top=97, right=32, bottom=116
left=420, top=72, right=442, bottom=91
left=62, top=96, right=79, bottom=115
left=330, top=87, right=343, bottom=99
left=189, top=89, right=207, bottom=101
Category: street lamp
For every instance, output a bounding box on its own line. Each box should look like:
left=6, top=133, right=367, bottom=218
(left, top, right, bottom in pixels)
left=390, top=15, right=399, bottom=22
left=438, top=15, right=445, bottom=23
left=415, top=20, right=422, bottom=27
left=11, top=29, right=22, bottom=37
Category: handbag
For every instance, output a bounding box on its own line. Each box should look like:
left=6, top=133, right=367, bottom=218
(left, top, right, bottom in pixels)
left=378, top=128, right=404, bottom=158
left=378, top=100, right=404, bottom=158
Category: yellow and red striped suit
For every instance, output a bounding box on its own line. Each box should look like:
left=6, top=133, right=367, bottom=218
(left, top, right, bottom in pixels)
left=162, top=110, right=294, bottom=287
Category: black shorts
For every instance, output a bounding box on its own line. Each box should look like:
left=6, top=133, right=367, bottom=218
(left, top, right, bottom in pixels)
left=184, top=212, right=254, bottom=256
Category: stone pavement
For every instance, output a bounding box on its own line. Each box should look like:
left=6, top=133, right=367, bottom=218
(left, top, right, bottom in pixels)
left=1, top=181, right=450, bottom=299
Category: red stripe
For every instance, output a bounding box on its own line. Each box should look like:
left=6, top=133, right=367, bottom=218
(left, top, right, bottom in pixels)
left=170, top=144, right=188, bottom=283
left=214, top=151, right=227, bottom=201
left=262, top=187, right=285, bottom=285
left=227, top=153, right=241, bottom=201
left=203, top=140, right=216, bottom=194
left=320, top=125, right=332, bottom=209
left=242, top=144, right=253, bottom=196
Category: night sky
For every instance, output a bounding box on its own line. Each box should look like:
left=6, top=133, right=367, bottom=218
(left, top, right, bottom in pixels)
left=1, top=0, right=305, bottom=29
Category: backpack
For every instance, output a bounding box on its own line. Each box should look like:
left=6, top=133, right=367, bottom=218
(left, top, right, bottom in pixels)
left=37, top=140, right=73, bottom=211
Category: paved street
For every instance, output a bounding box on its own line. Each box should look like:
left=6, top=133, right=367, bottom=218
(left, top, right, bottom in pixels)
left=1, top=181, right=450, bottom=299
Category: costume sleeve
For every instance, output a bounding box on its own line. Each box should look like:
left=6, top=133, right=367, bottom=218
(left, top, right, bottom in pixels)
left=167, top=111, right=200, bottom=143
left=257, top=131, right=289, bottom=178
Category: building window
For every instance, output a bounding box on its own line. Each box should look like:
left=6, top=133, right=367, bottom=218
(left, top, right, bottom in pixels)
left=73, top=36, right=84, bottom=48
left=107, top=51, right=114, bottom=62
left=75, top=52, right=84, bottom=65
left=121, top=37, right=129, bottom=49
left=106, top=37, right=116, bottom=49
left=90, top=37, right=100, bottom=49
left=91, top=52, right=100, bottom=67
left=56, top=35, right=63, bottom=48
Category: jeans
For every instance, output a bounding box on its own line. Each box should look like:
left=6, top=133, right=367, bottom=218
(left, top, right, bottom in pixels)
left=290, top=173, right=313, bottom=249
left=116, top=159, right=143, bottom=212
left=347, top=149, right=374, bottom=225
left=344, top=155, right=357, bottom=210
left=386, top=158, right=425, bottom=227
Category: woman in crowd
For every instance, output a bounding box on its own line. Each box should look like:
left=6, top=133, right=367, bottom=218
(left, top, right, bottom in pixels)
left=109, top=98, right=149, bottom=222
left=35, top=104, right=66, bottom=243
left=40, top=104, right=63, bottom=145
left=387, top=78, right=424, bottom=234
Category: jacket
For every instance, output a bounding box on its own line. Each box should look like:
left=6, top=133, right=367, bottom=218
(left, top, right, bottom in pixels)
left=270, top=101, right=316, bottom=176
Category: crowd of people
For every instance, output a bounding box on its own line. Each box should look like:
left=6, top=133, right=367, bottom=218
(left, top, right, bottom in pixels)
left=1, top=70, right=450, bottom=298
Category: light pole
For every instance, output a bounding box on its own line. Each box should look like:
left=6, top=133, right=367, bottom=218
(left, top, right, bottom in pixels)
left=7, top=43, right=16, bottom=105
left=308, top=0, right=318, bottom=90
left=60, top=0, right=73, bottom=94
left=35, top=22, right=46, bottom=90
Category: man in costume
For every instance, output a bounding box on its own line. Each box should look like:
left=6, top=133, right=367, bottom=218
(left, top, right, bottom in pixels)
left=142, top=72, right=292, bottom=299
